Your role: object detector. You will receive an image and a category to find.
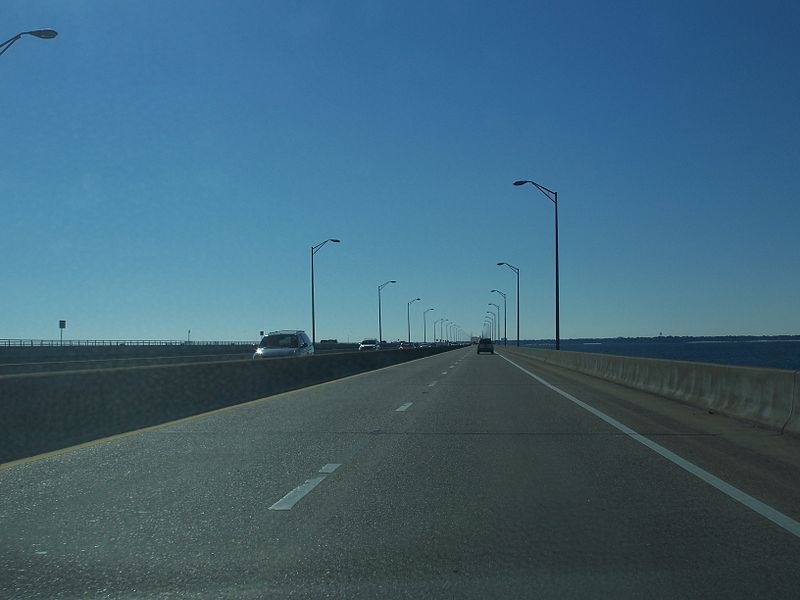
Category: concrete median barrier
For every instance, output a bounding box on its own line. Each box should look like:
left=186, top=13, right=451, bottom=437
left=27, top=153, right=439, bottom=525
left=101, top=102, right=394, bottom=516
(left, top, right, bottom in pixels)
left=0, top=344, right=255, bottom=364
left=0, top=347, right=455, bottom=463
left=502, top=347, right=800, bottom=436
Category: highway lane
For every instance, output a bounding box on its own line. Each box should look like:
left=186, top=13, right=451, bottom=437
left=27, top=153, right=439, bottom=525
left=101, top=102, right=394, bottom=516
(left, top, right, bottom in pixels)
left=1, top=346, right=799, bottom=598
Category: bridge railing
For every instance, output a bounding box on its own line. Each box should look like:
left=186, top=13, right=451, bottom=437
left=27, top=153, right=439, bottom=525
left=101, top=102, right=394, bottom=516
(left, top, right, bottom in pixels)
left=0, top=339, right=255, bottom=347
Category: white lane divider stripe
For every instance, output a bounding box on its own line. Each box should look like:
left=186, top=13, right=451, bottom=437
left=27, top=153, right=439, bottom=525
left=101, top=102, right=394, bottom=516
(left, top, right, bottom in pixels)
left=269, top=463, right=342, bottom=511
left=428, top=381, right=438, bottom=387
left=498, top=354, right=800, bottom=539
left=441, top=372, right=448, bottom=375
left=269, top=477, right=327, bottom=511
left=395, top=402, right=413, bottom=412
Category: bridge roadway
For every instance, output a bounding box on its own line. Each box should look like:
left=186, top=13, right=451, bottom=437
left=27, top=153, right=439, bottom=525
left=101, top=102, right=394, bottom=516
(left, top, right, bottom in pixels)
left=2, top=346, right=799, bottom=598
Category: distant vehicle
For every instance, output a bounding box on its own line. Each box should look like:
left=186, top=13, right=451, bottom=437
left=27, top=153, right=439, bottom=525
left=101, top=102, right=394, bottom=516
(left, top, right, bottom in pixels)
left=398, top=342, right=415, bottom=350
left=253, top=330, right=314, bottom=358
left=477, top=338, right=494, bottom=354
left=358, top=338, right=380, bottom=351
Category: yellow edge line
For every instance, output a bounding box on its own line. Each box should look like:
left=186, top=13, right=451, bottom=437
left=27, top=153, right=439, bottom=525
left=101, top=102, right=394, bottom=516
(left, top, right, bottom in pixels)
left=0, top=351, right=453, bottom=471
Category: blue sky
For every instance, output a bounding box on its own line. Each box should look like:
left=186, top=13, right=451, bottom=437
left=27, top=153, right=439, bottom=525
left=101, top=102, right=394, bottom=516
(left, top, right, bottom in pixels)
left=3, top=1, right=799, bottom=342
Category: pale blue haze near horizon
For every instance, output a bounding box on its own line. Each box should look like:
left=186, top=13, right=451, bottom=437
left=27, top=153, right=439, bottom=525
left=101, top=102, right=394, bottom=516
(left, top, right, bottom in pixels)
left=3, top=1, right=799, bottom=342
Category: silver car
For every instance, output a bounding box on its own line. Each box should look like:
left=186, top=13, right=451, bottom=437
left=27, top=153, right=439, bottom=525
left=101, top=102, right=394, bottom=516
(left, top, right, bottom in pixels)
left=358, top=338, right=380, bottom=351
left=253, top=330, right=314, bottom=358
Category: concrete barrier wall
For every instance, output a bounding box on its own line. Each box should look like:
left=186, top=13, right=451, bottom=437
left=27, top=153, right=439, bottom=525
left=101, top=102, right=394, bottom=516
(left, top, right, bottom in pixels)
left=502, top=347, right=799, bottom=436
left=0, top=347, right=456, bottom=463
left=0, top=344, right=255, bottom=364
left=787, top=370, right=800, bottom=435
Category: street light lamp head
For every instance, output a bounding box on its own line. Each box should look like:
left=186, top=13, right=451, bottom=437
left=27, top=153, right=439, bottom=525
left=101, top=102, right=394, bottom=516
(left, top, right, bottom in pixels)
left=497, top=262, right=505, bottom=266
left=329, top=239, right=341, bottom=243
left=28, top=29, right=58, bottom=39
left=1, top=28, right=59, bottom=59
left=513, top=180, right=530, bottom=186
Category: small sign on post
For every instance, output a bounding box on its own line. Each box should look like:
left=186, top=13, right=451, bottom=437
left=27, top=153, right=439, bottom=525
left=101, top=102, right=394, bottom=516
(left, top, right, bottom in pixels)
left=59, top=320, right=66, bottom=345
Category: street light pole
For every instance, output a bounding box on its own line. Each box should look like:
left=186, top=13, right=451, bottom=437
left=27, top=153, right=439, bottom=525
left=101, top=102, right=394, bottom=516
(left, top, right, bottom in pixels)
left=0, top=29, right=58, bottom=58
left=310, top=238, right=340, bottom=346
left=497, top=262, right=520, bottom=346
left=423, top=308, right=434, bottom=343
left=489, top=303, right=500, bottom=344
left=491, top=289, right=507, bottom=345
left=378, top=280, right=396, bottom=343
left=407, top=298, right=420, bottom=343
left=485, top=312, right=496, bottom=342
left=514, top=179, right=560, bottom=350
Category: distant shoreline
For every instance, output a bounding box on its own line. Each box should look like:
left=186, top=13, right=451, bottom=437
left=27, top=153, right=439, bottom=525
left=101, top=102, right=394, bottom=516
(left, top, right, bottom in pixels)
left=522, top=335, right=800, bottom=345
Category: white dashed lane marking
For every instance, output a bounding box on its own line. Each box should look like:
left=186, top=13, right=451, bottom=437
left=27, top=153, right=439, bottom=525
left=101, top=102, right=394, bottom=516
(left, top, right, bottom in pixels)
left=269, top=464, right=341, bottom=511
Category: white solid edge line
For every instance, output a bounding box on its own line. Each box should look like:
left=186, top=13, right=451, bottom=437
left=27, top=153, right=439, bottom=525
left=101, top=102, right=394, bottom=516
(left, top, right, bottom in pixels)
left=498, top=354, right=800, bottom=539
left=395, top=402, right=413, bottom=412
left=269, top=476, right=327, bottom=511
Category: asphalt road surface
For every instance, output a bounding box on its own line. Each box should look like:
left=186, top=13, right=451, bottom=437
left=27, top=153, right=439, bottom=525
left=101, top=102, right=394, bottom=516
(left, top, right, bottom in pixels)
left=2, top=347, right=799, bottom=598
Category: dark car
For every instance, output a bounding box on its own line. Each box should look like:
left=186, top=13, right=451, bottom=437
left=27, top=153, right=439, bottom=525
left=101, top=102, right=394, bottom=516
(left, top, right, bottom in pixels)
left=477, top=338, right=494, bottom=354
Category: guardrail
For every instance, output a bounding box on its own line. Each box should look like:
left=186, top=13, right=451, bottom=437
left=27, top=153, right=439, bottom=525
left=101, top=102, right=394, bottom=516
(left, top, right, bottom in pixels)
left=0, top=339, right=255, bottom=347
